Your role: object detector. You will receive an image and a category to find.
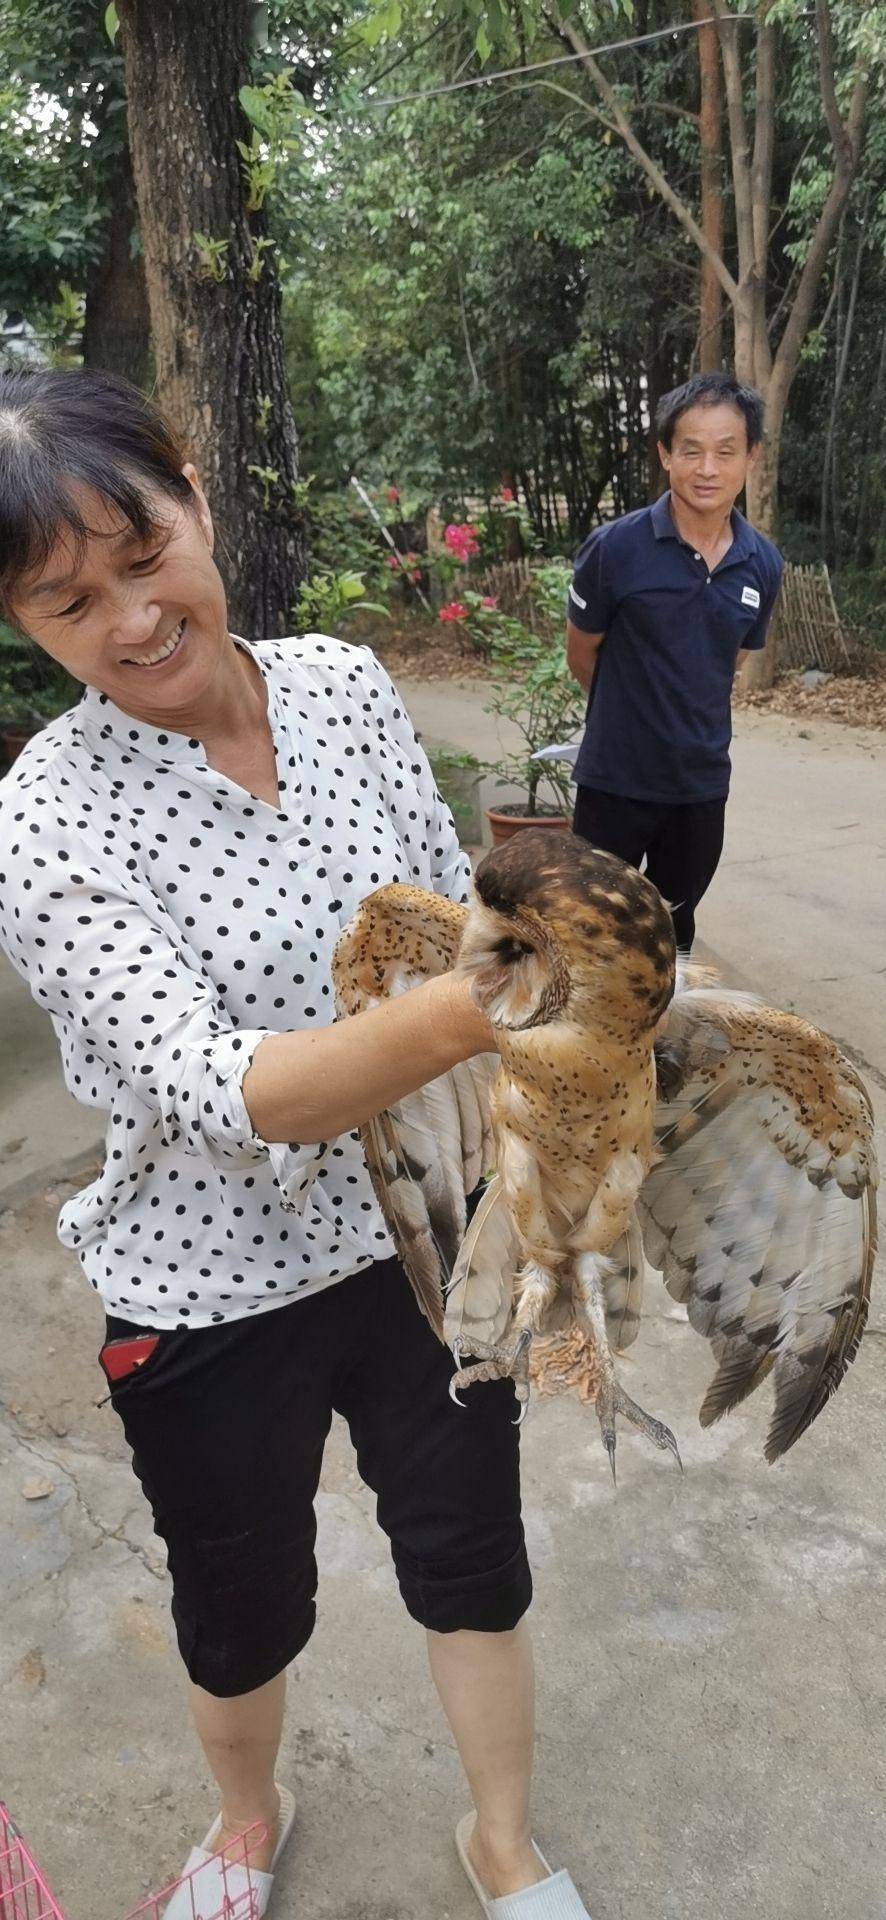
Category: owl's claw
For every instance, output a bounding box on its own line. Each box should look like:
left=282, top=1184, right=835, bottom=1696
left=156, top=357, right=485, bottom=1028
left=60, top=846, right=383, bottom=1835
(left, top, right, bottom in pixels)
left=449, top=1330, right=533, bottom=1420
left=595, top=1374, right=682, bottom=1483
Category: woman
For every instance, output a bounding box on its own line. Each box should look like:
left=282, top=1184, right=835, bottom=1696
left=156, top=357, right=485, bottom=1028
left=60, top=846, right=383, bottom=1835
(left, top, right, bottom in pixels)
left=0, top=370, right=590, bottom=1919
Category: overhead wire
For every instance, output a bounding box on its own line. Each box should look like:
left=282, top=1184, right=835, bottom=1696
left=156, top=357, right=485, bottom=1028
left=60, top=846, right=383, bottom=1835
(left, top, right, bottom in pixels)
left=363, top=12, right=765, bottom=111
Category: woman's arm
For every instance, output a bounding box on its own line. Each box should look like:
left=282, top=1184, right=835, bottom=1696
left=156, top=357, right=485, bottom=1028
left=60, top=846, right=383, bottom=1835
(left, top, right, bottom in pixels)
left=242, top=972, right=491, bottom=1145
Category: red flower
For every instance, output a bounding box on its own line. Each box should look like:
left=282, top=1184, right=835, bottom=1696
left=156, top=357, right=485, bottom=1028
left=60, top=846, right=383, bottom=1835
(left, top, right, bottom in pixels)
left=386, top=485, right=400, bottom=504
left=439, top=602, right=469, bottom=622
left=444, top=522, right=480, bottom=561
left=481, top=595, right=498, bottom=610
left=500, top=487, right=514, bottom=504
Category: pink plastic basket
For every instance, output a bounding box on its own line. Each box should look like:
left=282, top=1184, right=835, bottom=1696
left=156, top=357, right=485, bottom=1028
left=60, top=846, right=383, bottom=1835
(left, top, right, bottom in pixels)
left=123, top=1825, right=268, bottom=1920
left=0, top=1806, right=66, bottom=1920
left=0, top=1806, right=268, bottom=1920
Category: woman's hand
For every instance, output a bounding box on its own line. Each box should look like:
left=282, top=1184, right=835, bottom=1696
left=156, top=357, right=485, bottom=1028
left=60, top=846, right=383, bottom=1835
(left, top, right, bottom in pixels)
left=242, top=972, right=495, bottom=1148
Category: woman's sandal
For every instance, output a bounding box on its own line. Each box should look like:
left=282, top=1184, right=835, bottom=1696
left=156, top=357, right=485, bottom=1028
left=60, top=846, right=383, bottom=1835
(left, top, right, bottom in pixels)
left=455, top=1812, right=593, bottom=1919
left=161, top=1784, right=296, bottom=1918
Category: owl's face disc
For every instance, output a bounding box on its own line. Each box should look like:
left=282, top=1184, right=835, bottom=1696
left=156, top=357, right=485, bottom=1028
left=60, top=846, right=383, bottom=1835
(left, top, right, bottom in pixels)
left=459, top=828, right=676, bottom=1037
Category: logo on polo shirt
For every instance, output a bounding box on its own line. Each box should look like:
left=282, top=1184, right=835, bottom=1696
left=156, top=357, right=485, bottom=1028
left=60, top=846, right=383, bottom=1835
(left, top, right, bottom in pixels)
left=569, top=584, right=588, bottom=610
left=741, top=585, right=761, bottom=609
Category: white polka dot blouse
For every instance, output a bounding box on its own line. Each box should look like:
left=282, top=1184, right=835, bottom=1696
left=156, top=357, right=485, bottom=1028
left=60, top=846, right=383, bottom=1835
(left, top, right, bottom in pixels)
left=0, top=636, right=472, bottom=1328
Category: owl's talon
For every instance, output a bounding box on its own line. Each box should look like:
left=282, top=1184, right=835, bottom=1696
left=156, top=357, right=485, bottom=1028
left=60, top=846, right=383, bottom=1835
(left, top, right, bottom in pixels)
left=449, top=1378, right=467, bottom=1409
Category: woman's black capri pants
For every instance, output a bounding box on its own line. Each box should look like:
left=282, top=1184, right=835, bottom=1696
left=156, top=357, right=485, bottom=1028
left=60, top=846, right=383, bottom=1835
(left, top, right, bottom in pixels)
left=105, top=1252, right=532, bottom=1697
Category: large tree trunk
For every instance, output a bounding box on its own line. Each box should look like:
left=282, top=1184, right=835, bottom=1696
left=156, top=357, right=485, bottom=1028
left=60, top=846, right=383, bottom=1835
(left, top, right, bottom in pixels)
left=694, top=0, right=723, bottom=372
left=82, top=144, right=151, bottom=392
left=117, top=0, right=307, bottom=638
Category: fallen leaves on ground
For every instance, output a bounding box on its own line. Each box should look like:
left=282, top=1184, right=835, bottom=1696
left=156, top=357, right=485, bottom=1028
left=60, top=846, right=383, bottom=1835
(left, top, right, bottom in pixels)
left=735, top=656, right=886, bottom=730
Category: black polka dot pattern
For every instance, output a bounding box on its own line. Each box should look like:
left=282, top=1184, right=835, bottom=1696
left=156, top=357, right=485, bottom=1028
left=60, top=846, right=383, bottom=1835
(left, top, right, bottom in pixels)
left=0, top=635, right=472, bottom=1329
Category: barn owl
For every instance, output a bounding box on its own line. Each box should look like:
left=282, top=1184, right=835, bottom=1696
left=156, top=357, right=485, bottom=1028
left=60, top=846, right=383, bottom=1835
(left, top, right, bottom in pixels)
left=332, top=830, right=877, bottom=1475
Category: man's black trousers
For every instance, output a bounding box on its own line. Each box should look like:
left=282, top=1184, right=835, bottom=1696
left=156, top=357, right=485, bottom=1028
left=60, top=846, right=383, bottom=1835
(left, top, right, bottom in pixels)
left=573, top=785, right=726, bottom=953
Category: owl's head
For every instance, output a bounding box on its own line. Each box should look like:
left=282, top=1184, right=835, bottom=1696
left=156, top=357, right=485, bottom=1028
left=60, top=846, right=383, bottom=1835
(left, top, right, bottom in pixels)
left=457, top=829, right=676, bottom=1042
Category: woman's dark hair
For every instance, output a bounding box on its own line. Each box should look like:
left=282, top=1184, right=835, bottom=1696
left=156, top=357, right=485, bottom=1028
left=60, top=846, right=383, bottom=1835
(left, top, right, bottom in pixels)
left=655, top=372, right=764, bottom=451
left=0, top=368, right=195, bottom=619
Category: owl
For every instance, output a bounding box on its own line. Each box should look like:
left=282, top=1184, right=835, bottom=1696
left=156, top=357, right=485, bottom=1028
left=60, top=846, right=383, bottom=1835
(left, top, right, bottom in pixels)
left=332, top=830, right=877, bottom=1476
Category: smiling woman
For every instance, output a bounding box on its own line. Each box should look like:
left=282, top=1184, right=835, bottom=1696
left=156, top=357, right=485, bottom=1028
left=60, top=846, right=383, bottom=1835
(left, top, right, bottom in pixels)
left=0, top=369, right=580, bottom=1919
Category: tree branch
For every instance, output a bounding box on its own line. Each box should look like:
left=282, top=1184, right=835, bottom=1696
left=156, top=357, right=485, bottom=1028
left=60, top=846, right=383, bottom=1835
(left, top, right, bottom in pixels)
left=770, top=60, right=870, bottom=411
left=816, top=0, right=849, bottom=161
left=710, top=0, right=754, bottom=285
left=751, top=5, right=775, bottom=279
left=543, top=3, right=739, bottom=305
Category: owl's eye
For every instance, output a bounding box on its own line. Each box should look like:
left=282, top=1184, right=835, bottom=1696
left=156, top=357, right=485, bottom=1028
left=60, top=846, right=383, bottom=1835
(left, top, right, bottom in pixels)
left=495, top=936, right=534, bottom=965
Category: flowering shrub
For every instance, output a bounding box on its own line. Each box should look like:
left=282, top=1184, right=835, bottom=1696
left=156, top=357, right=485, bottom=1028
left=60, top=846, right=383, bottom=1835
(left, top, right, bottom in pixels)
left=443, top=522, right=481, bottom=564
left=385, top=550, right=424, bottom=584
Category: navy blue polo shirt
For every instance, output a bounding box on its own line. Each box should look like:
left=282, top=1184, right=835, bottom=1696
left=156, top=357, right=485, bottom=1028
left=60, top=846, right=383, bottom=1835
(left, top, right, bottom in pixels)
left=568, top=492, right=783, bottom=802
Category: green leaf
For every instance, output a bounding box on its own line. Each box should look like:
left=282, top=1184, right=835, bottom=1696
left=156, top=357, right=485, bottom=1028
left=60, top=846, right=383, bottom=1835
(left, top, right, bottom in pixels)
left=238, top=84, right=272, bottom=136
left=475, top=23, right=492, bottom=63
left=104, top=3, right=119, bottom=44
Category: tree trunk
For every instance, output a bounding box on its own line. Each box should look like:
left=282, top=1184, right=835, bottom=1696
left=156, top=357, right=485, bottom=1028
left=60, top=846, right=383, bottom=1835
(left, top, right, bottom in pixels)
left=740, top=423, right=780, bottom=689
left=694, top=0, right=724, bottom=372
left=117, top=0, right=307, bottom=638
left=82, top=144, right=151, bottom=391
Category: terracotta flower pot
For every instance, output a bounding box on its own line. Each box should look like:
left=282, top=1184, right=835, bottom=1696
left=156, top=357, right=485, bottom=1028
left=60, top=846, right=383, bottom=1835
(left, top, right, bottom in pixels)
left=485, top=806, right=572, bottom=847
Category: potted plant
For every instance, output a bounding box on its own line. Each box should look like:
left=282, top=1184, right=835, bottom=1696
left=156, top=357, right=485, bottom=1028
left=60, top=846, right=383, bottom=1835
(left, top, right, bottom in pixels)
left=425, top=745, right=483, bottom=846
left=455, top=566, right=586, bottom=845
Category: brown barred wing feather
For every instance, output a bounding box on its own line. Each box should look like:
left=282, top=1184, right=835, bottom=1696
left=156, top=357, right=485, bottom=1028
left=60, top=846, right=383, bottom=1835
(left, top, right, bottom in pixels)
left=332, top=886, right=497, bottom=1338
left=640, top=986, right=877, bottom=1462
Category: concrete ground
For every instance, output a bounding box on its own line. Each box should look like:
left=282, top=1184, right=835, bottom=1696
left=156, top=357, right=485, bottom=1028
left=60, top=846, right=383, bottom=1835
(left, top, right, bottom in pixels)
left=1, top=696, right=885, bottom=1920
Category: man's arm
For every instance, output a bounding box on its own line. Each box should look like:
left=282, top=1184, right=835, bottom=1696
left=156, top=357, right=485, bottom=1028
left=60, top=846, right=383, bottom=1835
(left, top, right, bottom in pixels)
left=566, top=619, right=604, bottom=695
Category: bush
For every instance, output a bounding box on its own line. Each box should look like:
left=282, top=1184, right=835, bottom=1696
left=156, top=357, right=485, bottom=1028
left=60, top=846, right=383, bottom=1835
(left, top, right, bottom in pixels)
left=450, top=564, right=585, bottom=816
left=0, top=623, right=80, bottom=725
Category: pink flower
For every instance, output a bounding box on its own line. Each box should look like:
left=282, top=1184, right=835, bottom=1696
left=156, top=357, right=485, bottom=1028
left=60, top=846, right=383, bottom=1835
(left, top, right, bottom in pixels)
left=385, top=552, right=401, bottom=569
left=439, top=602, right=469, bottom=622
left=500, top=487, right=514, bottom=503
left=386, top=485, right=400, bottom=503
left=481, top=595, right=498, bottom=610
left=444, top=522, right=480, bottom=561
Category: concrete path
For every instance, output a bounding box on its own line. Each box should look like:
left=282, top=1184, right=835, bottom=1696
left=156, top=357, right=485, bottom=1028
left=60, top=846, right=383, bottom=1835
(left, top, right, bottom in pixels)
left=1, top=697, right=885, bottom=1920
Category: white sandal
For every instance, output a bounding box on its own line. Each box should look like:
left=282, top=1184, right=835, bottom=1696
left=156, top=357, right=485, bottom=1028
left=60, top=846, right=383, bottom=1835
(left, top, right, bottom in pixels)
left=161, top=1784, right=295, bottom=1918
left=455, top=1812, right=592, bottom=1919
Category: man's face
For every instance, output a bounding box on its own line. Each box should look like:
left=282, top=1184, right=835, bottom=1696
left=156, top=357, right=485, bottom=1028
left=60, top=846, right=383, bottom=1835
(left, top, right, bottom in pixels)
left=658, top=402, right=759, bottom=516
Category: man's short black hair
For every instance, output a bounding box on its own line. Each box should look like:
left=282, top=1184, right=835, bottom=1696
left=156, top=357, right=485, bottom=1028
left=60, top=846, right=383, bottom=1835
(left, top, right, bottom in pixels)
left=655, top=372, right=764, bottom=451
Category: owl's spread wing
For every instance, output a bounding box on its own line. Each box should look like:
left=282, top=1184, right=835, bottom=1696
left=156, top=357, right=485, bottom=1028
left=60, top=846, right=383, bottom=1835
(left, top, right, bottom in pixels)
left=639, top=979, right=878, bottom=1461
left=332, top=885, right=497, bottom=1337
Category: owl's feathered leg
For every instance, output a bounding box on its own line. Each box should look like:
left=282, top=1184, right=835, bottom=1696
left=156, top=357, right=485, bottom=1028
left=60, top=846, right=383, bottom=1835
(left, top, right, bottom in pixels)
left=450, top=1131, right=565, bottom=1418
left=575, top=1253, right=682, bottom=1482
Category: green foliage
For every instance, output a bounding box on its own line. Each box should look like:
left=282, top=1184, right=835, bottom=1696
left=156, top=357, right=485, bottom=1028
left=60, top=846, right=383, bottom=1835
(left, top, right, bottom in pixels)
left=426, top=744, right=483, bottom=844
left=307, top=488, right=392, bottom=591
left=193, top=233, right=230, bottom=282
left=0, top=0, right=125, bottom=317
left=0, top=622, right=80, bottom=724
left=294, top=568, right=389, bottom=631
left=458, top=564, right=585, bottom=814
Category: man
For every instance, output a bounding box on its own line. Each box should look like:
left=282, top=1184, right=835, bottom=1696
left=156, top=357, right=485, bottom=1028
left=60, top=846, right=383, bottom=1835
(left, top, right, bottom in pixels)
left=566, top=371, right=783, bottom=952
